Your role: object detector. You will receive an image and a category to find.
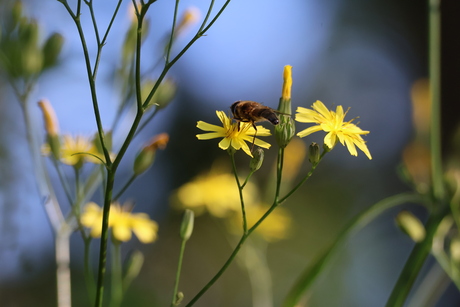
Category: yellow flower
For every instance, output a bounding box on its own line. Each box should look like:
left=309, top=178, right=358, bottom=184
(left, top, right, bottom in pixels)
left=197, top=111, right=271, bottom=157
left=174, top=170, right=259, bottom=218
left=295, top=100, right=372, bottom=160
left=81, top=202, right=158, bottom=243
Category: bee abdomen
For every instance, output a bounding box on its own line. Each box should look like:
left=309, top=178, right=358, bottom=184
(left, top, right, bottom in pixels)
left=260, top=109, right=279, bottom=125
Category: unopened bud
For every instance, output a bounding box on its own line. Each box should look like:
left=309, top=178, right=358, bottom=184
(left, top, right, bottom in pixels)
left=180, top=209, right=194, bottom=241
left=281, top=65, right=292, bottom=102
left=42, top=33, right=64, bottom=69
left=275, top=116, right=295, bottom=149
left=133, top=133, right=169, bottom=175
left=395, top=211, right=426, bottom=242
left=249, top=148, right=264, bottom=172
left=38, top=99, right=59, bottom=136
left=174, top=292, right=184, bottom=306
left=308, top=143, right=320, bottom=165
left=175, top=7, right=200, bottom=37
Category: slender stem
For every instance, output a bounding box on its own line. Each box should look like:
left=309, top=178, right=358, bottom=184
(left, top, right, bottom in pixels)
left=94, top=171, right=115, bottom=307
left=186, top=146, right=289, bottom=306
left=165, top=0, right=180, bottom=64
left=282, top=192, right=422, bottom=307
left=113, top=174, right=137, bottom=201
left=51, top=159, right=73, bottom=205
left=171, top=238, right=187, bottom=307
left=278, top=151, right=326, bottom=204
left=429, top=0, right=444, bottom=201
left=230, top=152, right=247, bottom=233
left=142, top=0, right=232, bottom=110
left=241, top=170, right=255, bottom=189
left=385, top=207, right=449, bottom=307
left=185, top=235, right=248, bottom=307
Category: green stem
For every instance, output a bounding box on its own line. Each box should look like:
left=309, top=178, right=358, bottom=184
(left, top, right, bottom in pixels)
left=94, top=171, right=115, bottom=307
left=113, top=174, right=137, bottom=201
left=428, top=0, right=444, bottom=202
left=142, top=0, right=232, bottom=110
left=230, top=152, right=247, bottom=233
left=282, top=192, right=422, bottom=307
left=186, top=146, right=291, bottom=306
left=385, top=207, right=449, bottom=307
left=171, top=238, right=187, bottom=307
left=165, top=0, right=180, bottom=64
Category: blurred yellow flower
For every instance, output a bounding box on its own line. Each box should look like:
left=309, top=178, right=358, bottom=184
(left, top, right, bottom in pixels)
left=174, top=170, right=258, bottom=218
left=197, top=111, right=271, bottom=157
left=296, top=100, right=372, bottom=160
left=229, top=204, right=291, bottom=242
left=42, top=134, right=111, bottom=166
left=81, top=202, right=158, bottom=243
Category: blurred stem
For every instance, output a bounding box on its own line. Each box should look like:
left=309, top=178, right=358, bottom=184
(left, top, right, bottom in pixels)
left=171, top=238, right=187, bottom=307
left=282, top=192, right=422, bottom=307
left=384, top=2, right=445, bottom=306
left=13, top=85, right=69, bottom=307
left=230, top=152, right=248, bottom=233
left=429, top=0, right=444, bottom=201
left=407, top=260, right=452, bottom=307
left=385, top=207, right=449, bottom=307
left=111, top=242, right=123, bottom=307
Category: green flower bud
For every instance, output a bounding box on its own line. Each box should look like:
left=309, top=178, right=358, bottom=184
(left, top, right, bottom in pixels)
left=308, top=142, right=320, bottom=165
left=133, top=133, right=169, bottom=175
left=275, top=116, right=295, bottom=149
left=180, top=209, right=194, bottom=241
left=249, top=148, right=264, bottom=172
left=12, top=1, right=24, bottom=27
left=42, top=33, right=64, bottom=69
left=174, top=292, right=184, bottom=306
left=395, top=211, right=426, bottom=242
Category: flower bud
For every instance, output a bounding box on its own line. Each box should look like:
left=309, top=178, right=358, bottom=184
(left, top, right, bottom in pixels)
left=133, top=133, right=169, bottom=175
left=174, top=292, right=184, bottom=306
left=308, top=142, right=320, bottom=165
left=249, top=148, right=264, bottom=172
left=38, top=99, right=61, bottom=159
left=180, top=209, right=194, bottom=241
left=42, top=33, right=64, bottom=69
left=395, top=211, right=426, bottom=243
left=38, top=99, right=59, bottom=136
left=275, top=116, right=295, bottom=149
left=281, top=65, right=292, bottom=102
left=175, top=7, right=200, bottom=37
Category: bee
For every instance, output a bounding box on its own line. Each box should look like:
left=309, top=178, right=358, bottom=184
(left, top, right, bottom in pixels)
left=230, top=100, right=280, bottom=150
left=231, top=100, right=280, bottom=128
